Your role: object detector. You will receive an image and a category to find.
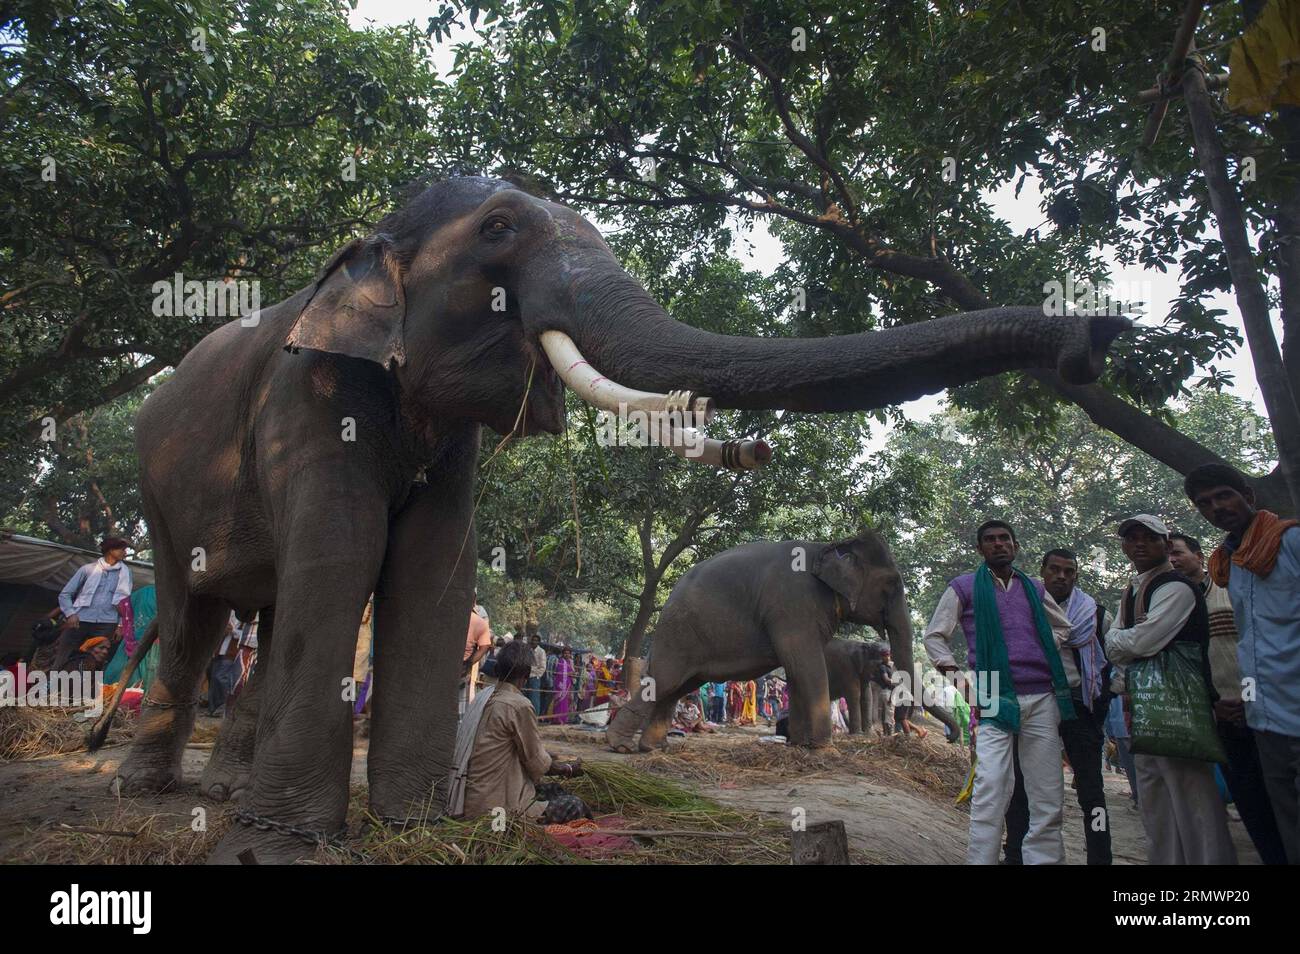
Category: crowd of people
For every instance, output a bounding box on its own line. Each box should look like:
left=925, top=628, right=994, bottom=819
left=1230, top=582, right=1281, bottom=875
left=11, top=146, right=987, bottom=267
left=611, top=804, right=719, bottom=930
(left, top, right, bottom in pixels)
left=920, top=463, right=1298, bottom=866
left=463, top=611, right=625, bottom=724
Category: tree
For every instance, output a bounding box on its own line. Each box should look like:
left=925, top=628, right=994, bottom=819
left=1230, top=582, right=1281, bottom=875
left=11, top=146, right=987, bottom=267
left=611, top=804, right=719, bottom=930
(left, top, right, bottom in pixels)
left=437, top=0, right=1297, bottom=512
left=0, top=0, right=443, bottom=477
left=0, top=384, right=155, bottom=548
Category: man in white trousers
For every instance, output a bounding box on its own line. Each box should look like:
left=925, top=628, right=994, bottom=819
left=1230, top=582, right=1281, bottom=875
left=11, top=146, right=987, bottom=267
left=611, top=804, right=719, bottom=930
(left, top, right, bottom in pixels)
left=925, top=520, right=1078, bottom=864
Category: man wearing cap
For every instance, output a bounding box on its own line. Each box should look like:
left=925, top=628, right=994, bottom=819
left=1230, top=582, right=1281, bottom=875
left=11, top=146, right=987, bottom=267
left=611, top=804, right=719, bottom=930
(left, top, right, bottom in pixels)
left=1184, top=462, right=1300, bottom=864
left=52, top=536, right=132, bottom=671
left=1105, top=514, right=1236, bottom=865
left=924, top=519, right=1079, bottom=865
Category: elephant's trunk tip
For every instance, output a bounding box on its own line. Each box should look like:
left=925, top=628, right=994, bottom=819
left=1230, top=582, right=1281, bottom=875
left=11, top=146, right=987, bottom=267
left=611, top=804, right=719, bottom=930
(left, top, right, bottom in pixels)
left=1058, top=313, right=1133, bottom=384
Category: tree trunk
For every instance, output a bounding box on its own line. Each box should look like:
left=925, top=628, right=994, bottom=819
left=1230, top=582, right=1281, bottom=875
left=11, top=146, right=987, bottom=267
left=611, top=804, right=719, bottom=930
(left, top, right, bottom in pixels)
left=1183, top=63, right=1300, bottom=513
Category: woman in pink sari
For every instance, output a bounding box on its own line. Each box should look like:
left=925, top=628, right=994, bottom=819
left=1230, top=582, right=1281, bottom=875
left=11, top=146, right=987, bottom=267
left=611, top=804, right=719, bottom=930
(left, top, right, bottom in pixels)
left=551, top=648, right=575, bottom=724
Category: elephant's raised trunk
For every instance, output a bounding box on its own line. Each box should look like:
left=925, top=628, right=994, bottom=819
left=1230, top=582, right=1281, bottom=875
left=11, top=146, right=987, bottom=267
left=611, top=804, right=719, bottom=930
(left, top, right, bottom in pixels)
left=544, top=266, right=1129, bottom=414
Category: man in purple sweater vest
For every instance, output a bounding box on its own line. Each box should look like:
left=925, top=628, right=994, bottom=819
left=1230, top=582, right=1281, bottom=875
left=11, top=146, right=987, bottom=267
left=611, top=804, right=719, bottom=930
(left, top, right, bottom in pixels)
left=924, top=520, right=1079, bottom=864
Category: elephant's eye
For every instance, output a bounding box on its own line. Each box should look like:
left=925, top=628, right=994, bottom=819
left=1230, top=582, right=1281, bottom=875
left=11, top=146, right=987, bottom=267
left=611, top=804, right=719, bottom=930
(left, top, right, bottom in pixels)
left=481, top=216, right=513, bottom=238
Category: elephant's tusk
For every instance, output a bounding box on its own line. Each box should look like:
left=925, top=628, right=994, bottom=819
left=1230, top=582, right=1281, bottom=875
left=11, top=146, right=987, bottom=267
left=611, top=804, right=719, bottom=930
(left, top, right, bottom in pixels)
left=539, top=330, right=770, bottom=470
left=539, top=330, right=714, bottom=420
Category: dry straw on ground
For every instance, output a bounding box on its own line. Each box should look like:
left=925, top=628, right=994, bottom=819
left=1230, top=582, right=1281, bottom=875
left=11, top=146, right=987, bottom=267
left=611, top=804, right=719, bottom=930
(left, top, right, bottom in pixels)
left=0, top=706, right=134, bottom=762
left=639, top=733, right=972, bottom=806
left=0, top=706, right=221, bottom=762
left=13, top=808, right=231, bottom=865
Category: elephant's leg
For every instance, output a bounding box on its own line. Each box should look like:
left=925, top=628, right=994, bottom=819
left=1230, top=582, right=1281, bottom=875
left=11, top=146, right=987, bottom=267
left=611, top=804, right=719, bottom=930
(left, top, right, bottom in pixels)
left=201, top=606, right=274, bottom=802
left=114, top=592, right=229, bottom=795
left=779, top=638, right=832, bottom=748
left=367, top=433, right=478, bottom=824
left=605, top=690, right=649, bottom=753
left=637, top=676, right=702, bottom=752
left=847, top=683, right=864, bottom=735
left=206, top=498, right=388, bottom=865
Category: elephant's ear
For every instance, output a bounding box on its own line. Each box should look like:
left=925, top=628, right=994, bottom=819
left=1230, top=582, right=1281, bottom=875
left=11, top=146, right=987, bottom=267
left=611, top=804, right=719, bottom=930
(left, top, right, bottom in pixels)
left=812, top=541, right=861, bottom=613
left=285, top=237, right=407, bottom=369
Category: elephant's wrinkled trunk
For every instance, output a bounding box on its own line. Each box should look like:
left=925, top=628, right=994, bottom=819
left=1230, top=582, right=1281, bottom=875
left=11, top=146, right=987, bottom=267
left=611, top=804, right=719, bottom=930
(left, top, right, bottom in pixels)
left=541, top=264, right=1129, bottom=413
left=885, top=596, right=918, bottom=719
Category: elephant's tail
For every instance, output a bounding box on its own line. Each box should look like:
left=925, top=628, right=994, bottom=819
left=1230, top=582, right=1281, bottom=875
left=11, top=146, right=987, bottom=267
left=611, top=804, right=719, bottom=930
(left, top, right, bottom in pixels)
left=86, top=618, right=158, bottom=752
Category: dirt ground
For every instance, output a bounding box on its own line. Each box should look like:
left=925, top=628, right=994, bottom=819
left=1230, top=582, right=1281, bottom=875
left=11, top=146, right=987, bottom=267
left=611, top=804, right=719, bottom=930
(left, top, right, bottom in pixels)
left=0, top=712, right=1264, bottom=864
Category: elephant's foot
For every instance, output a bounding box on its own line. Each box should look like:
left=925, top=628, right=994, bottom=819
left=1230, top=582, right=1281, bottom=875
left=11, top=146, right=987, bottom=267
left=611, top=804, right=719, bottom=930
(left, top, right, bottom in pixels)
left=114, top=691, right=196, bottom=795
left=200, top=721, right=257, bottom=802
left=604, top=704, right=642, bottom=753
left=200, top=754, right=252, bottom=803
left=206, top=819, right=327, bottom=865
left=110, top=758, right=183, bottom=796
left=636, top=720, right=671, bottom=752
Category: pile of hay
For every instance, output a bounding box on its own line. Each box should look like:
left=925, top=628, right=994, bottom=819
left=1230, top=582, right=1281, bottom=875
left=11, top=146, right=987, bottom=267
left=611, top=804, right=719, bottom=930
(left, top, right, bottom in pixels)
left=318, top=761, right=788, bottom=865
left=0, top=706, right=225, bottom=762
left=11, top=808, right=231, bottom=865
left=0, top=706, right=136, bottom=762
left=641, top=733, right=972, bottom=806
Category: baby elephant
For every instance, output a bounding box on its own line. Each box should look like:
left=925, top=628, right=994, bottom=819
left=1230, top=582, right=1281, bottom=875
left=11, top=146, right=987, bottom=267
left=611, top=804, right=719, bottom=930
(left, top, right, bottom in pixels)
left=606, top=528, right=916, bottom=751
left=825, top=638, right=896, bottom=734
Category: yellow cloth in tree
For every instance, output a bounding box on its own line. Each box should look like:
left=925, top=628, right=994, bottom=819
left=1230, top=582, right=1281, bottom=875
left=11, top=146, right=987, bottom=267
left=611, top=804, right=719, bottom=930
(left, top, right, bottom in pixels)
left=1228, top=0, right=1300, bottom=115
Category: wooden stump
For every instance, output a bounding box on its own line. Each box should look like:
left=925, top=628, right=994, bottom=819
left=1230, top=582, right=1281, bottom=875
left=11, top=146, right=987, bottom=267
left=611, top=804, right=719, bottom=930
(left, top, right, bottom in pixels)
left=791, top=820, right=850, bottom=865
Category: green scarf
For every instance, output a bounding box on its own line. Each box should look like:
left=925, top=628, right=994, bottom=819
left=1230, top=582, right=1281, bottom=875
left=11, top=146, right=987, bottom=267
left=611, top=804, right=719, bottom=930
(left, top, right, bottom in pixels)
left=973, top=564, right=1076, bottom=734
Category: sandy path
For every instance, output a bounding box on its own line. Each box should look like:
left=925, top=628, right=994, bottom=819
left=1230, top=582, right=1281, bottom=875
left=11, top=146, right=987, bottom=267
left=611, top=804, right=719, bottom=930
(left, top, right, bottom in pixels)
left=0, top=717, right=1264, bottom=864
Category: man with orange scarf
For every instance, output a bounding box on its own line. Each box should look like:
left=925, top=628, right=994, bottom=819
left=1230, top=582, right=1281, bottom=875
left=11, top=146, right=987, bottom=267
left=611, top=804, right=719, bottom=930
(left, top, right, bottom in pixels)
left=1186, top=463, right=1300, bottom=865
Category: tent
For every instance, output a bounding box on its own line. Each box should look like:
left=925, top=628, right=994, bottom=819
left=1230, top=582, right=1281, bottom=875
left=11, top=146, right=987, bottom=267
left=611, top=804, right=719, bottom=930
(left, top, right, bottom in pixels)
left=0, top=532, right=155, bottom=658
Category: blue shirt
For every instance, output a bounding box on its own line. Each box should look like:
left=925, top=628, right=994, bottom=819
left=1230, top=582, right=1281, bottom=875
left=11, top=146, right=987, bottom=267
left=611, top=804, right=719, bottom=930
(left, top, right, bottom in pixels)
left=1224, top=525, right=1300, bottom=737
left=58, top=562, right=128, bottom=624
left=1104, top=695, right=1129, bottom=740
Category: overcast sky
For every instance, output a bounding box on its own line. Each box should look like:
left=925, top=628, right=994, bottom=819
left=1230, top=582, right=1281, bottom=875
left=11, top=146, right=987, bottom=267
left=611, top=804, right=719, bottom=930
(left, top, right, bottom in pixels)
left=348, top=0, right=1277, bottom=448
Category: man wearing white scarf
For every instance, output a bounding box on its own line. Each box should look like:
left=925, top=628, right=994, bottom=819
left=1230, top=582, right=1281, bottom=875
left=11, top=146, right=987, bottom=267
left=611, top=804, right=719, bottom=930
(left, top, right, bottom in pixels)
left=52, top=537, right=133, bottom=670
left=1005, top=548, right=1115, bottom=865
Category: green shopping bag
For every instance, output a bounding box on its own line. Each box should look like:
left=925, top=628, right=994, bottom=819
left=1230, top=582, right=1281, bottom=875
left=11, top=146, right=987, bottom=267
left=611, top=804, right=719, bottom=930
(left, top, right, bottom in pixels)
left=1128, top=641, right=1227, bottom=763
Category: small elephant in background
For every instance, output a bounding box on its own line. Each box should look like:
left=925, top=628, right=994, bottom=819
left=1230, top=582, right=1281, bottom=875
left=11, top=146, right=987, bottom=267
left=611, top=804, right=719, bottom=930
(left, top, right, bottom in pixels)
left=824, top=638, right=962, bottom=740
left=606, top=528, right=917, bottom=752
left=825, top=638, right=895, bottom=735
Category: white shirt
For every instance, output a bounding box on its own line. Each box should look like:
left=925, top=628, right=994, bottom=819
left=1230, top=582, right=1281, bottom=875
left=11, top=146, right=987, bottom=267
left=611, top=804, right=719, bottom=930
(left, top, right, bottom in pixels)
left=1104, top=566, right=1195, bottom=665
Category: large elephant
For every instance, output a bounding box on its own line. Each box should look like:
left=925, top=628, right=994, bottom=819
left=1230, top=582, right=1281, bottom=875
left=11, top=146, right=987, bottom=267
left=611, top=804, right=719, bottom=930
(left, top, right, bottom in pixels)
left=825, top=637, right=961, bottom=740
left=92, top=176, right=1125, bottom=863
left=607, top=528, right=922, bottom=751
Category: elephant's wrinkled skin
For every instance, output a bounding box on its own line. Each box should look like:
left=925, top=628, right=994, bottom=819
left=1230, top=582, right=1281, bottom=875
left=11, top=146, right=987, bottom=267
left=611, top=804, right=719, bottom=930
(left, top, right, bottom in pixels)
left=104, top=176, right=1126, bottom=862
left=606, top=529, right=917, bottom=751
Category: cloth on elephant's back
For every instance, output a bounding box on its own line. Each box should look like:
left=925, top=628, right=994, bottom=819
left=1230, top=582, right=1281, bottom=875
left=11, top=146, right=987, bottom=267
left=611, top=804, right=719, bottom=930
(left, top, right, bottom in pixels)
left=448, top=682, right=553, bottom=820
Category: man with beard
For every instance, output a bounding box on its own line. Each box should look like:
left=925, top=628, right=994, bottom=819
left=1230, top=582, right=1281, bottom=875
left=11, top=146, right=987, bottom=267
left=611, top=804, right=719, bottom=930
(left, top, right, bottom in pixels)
left=1185, top=463, right=1300, bottom=864
left=1168, top=532, right=1286, bottom=864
